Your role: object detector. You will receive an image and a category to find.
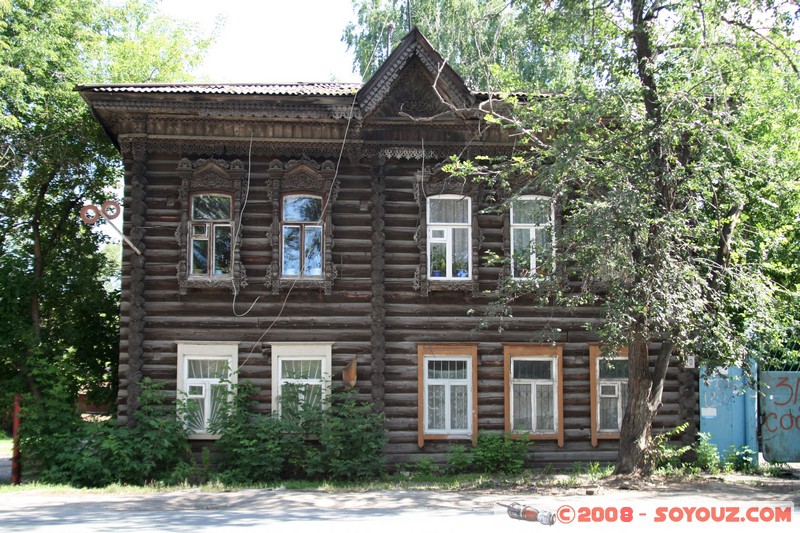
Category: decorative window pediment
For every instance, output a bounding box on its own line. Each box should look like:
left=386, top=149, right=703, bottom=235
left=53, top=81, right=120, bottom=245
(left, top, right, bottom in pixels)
left=413, top=168, right=481, bottom=296
left=176, top=158, right=246, bottom=295
left=266, top=157, right=339, bottom=295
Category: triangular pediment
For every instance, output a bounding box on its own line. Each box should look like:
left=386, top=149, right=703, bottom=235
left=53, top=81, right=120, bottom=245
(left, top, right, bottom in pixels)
left=358, top=28, right=475, bottom=118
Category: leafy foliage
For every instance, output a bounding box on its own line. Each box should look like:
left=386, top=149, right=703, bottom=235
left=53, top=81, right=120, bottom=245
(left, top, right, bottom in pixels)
left=0, top=0, right=212, bottom=410
left=348, top=0, right=800, bottom=474
left=212, top=382, right=387, bottom=484
left=20, top=378, right=190, bottom=487
left=472, top=431, right=531, bottom=475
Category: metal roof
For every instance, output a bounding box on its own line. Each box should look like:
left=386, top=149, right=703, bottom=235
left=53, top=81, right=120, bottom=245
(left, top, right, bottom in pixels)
left=76, top=83, right=363, bottom=96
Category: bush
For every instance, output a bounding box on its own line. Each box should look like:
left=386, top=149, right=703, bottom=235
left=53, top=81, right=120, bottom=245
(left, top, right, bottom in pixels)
left=472, top=431, right=530, bottom=475
left=213, top=382, right=387, bottom=483
left=22, top=378, right=190, bottom=487
left=648, top=423, right=691, bottom=471
left=693, top=432, right=721, bottom=473
left=446, top=443, right=473, bottom=474
left=722, top=445, right=756, bottom=473
left=305, top=390, right=387, bottom=481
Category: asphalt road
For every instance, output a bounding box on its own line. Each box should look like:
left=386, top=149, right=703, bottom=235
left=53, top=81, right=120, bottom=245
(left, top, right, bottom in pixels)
left=1, top=480, right=798, bottom=533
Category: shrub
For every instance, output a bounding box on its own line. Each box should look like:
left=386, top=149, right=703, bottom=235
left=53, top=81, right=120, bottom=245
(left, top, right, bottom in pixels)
left=446, top=443, right=473, bottom=474
left=647, top=423, right=691, bottom=471
left=472, top=431, right=531, bottom=475
left=305, top=390, right=387, bottom=481
left=722, top=445, right=756, bottom=473
left=212, top=382, right=387, bottom=483
left=22, top=377, right=190, bottom=487
left=693, top=432, right=721, bottom=473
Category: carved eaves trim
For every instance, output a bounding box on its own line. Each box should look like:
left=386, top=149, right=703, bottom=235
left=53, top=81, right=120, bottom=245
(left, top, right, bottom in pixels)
left=358, top=28, right=474, bottom=117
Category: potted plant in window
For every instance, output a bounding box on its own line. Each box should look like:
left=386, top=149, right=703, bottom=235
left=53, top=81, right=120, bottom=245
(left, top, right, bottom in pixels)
left=430, top=251, right=446, bottom=277
left=453, top=254, right=469, bottom=278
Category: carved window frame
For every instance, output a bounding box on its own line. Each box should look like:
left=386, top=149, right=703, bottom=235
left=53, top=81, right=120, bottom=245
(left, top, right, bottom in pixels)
left=177, top=158, right=246, bottom=294
left=413, top=170, right=481, bottom=296
left=266, top=158, right=339, bottom=295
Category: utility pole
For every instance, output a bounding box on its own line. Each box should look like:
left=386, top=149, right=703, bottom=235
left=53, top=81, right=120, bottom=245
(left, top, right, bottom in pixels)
left=407, top=0, right=413, bottom=31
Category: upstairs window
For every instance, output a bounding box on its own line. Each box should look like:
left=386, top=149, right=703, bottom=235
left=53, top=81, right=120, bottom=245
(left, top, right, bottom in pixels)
left=427, top=195, right=471, bottom=279
left=190, top=193, right=233, bottom=277
left=510, top=195, right=553, bottom=278
left=176, top=158, right=246, bottom=295
left=281, top=195, right=323, bottom=277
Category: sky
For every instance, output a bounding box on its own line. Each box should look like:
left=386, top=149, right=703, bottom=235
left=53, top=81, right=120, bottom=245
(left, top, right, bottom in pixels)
left=157, top=0, right=362, bottom=83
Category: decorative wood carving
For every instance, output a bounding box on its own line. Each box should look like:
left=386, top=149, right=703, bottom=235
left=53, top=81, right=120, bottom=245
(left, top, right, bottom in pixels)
left=265, top=157, right=339, bottom=295
left=413, top=166, right=481, bottom=297
left=175, top=158, right=247, bottom=295
left=370, top=157, right=387, bottom=411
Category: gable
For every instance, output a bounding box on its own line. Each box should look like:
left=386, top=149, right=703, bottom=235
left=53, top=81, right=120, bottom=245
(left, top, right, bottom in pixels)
left=357, top=27, right=475, bottom=118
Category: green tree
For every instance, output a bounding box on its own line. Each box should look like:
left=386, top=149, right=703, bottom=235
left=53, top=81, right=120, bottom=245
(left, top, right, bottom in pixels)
left=347, top=0, right=800, bottom=474
left=0, top=0, right=212, bottom=407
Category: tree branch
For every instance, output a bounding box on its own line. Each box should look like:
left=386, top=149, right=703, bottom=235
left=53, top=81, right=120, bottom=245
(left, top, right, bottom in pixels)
left=721, top=16, right=800, bottom=76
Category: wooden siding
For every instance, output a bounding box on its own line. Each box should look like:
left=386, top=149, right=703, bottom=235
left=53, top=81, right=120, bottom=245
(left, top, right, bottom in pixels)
left=117, top=153, right=699, bottom=468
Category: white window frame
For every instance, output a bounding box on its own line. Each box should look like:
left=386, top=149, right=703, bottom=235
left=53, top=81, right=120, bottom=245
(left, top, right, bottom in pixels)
left=509, top=356, right=558, bottom=434
left=280, top=194, right=324, bottom=278
left=189, top=193, right=234, bottom=278
left=426, top=194, right=472, bottom=280
left=597, top=357, right=629, bottom=433
left=423, top=356, right=473, bottom=436
left=177, top=342, right=238, bottom=439
left=510, top=195, right=554, bottom=279
left=271, top=342, right=332, bottom=417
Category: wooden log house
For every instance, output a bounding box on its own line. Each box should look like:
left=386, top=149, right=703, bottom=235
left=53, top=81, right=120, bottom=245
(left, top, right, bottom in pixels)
left=78, top=28, right=697, bottom=466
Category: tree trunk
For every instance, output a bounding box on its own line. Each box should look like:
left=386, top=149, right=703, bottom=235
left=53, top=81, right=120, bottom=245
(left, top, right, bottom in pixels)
left=615, top=333, right=674, bottom=474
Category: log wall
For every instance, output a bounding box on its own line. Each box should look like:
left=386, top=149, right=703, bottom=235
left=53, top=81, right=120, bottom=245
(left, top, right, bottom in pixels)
left=118, top=152, right=699, bottom=468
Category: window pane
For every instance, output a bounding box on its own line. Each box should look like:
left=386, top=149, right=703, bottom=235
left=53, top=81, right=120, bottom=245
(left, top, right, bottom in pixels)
left=512, top=198, right=550, bottom=225
left=536, top=383, right=554, bottom=430
left=187, top=384, right=204, bottom=397
left=599, top=359, right=628, bottom=379
left=535, top=227, right=553, bottom=261
left=452, top=228, right=469, bottom=277
left=427, top=384, right=446, bottom=430
left=429, top=242, right=447, bottom=276
left=512, top=227, right=532, bottom=277
left=429, top=197, right=469, bottom=223
left=513, top=360, right=552, bottom=380
left=512, top=383, right=533, bottom=431
left=450, top=384, right=469, bottom=430
left=192, top=239, right=208, bottom=275
left=214, top=225, right=232, bottom=275
left=304, top=225, right=323, bottom=276
left=185, top=397, right=205, bottom=433
left=284, top=195, right=322, bottom=222
left=599, top=397, right=618, bottom=430
left=282, top=359, right=322, bottom=380
left=428, top=360, right=467, bottom=380
left=187, top=359, right=229, bottom=379
left=209, top=384, right=228, bottom=428
left=282, top=226, right=301, bottom=275
left=193, top=194, right=231, bottom=220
